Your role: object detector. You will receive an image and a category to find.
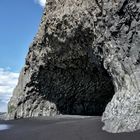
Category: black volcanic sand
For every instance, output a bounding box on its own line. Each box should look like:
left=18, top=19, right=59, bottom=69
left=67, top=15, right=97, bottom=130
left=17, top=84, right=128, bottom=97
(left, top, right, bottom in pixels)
left=0, top=116, right=140, bottom=140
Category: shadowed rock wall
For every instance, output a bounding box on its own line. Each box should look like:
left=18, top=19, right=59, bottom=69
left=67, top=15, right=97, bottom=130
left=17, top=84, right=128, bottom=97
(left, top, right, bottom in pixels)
left=8, top=0, right=114, bottom=118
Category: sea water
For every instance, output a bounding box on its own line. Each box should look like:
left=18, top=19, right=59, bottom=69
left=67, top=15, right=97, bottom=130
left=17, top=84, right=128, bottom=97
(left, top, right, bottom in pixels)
left=0, top=124, right=11, bottom=131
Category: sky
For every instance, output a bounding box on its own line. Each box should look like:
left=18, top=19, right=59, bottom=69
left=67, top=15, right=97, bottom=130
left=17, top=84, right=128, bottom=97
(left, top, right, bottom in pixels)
left=0, top=0, right=46, bottom=112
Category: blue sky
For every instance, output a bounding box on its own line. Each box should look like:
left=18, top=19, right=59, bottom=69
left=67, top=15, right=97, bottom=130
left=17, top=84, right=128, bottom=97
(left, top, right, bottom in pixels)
left=0, top=0, right=46, bottom=112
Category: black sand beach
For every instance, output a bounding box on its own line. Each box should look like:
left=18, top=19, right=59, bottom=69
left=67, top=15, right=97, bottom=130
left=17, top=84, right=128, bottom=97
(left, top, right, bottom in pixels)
left=0, top=116, right=140, bottom=140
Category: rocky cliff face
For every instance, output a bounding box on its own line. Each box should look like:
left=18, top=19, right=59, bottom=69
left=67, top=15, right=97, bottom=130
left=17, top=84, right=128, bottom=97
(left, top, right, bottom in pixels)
left=8, top=0, right=140, bottom=133
left=102, top=0, right=140, bottom=133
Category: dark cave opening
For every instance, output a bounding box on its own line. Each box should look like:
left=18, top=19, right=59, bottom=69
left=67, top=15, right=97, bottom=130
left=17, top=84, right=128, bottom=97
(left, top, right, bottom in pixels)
left=37, top=55, right=115, bottom=116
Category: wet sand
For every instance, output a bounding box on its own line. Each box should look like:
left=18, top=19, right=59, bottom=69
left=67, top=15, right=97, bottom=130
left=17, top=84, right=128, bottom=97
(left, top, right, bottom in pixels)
left=0, top=116, right=140, bottom=140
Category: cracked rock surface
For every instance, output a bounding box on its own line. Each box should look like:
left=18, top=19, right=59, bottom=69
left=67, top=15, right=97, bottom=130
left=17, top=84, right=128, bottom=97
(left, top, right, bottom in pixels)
left=8, top=0, right=140, bottom=133
left=102, top=0, right=140, bottom=133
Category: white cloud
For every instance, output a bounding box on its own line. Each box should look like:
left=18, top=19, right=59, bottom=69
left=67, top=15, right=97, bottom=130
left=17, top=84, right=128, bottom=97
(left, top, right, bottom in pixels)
left=0, top=68, right=19, bottom=112
left=35, top=0, right=46, bottom=7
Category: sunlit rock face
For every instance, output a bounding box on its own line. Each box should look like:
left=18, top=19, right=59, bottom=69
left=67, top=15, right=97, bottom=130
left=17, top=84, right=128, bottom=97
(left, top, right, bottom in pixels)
left=102, top=0, right=140, bottom=133
left=8, top=0, right=140, bottom=133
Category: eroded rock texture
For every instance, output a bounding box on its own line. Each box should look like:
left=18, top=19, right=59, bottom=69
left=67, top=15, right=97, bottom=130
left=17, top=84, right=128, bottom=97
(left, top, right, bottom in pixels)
left=102, top=0, right=140, bottom=133
left=8, top=0, right=140, bottom=133
left=8, top=0, right=114, bottom=118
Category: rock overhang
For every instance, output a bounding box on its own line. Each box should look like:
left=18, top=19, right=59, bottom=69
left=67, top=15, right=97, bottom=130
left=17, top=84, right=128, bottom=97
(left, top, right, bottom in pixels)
left=8, top=0, right=140, bottom=133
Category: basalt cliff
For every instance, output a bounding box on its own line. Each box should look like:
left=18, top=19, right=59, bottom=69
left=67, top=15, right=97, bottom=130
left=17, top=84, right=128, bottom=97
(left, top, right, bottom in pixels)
left=8, top=0, right=140, bottom=133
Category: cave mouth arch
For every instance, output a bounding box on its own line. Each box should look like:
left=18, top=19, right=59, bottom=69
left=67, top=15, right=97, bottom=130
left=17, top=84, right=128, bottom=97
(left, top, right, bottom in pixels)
left=38, top=55, right=115, bottom=116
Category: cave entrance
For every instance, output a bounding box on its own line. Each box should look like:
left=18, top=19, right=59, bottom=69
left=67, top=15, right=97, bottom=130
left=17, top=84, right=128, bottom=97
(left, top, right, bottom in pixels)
left=38, top=55, right=115, bottom=116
